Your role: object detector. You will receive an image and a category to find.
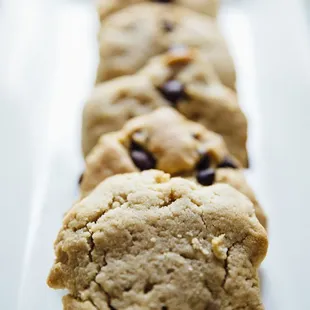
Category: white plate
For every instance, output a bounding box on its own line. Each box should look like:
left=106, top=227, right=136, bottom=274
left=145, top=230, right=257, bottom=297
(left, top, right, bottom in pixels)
left=1, top=0, right=310, bottom=309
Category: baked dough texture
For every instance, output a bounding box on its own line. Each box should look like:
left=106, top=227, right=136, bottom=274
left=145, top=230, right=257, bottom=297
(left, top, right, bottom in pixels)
left=96, top=3, right=235, bottom=90
left=81, top=108, right=266, bottom=227
left=48, top=170, right=268, bottom=309
left=97, top=0, right=219, bottom=20
left=83, top=48, right=247, bottom=165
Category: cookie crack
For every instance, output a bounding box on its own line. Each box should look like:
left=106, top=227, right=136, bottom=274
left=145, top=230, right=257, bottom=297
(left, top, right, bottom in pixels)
left=94, top=278, right=116, bottom=310
left=86, top=296, right=100, bottom=310
left=85, top=226, right=105, bottom=267
left=70, top=294, right=100, bottom=310
left=70, top=193, right=132, bottom=265
left=76, top=278, right=116, bottom=310
left=221, top=236, right=248, bottom=290
left=66, top=190, right=221, bottom=308
left=199, top=213, right=208, bottom=228
left=160, top=191, right=180, bottom=207
left=65, top=213, right=113, bottom=302
left=71, top=194, right=131, bottom=232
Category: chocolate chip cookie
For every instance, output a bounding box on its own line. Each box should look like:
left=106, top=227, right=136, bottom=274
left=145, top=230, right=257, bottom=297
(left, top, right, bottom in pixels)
left=81, top=108, right=266, bottom=227
left=96, top=3, right=236, bottom=90
left=83, top=48, right=247, bottom=165
left=48, top=170, right=268, bottom=309
left=97, top=0, right=219, bottom=20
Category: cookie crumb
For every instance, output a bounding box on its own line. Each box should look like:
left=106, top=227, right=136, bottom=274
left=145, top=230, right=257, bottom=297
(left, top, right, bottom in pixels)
left=112, top=201, right=121, bottom=209
left=212, top=234, right=228, bottom=260
left=192, top=238, right=209, bottom=257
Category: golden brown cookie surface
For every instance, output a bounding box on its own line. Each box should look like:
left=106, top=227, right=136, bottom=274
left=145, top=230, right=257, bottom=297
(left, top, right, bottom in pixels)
left=96, top=3, right=235, bottom=89
left=48, top=170, right=267, bottom=310
left=81, top=108, right=265, bottom=227
left=83, top=48, right=247, bottom=164
left=97, top=0, right=219, bottom=20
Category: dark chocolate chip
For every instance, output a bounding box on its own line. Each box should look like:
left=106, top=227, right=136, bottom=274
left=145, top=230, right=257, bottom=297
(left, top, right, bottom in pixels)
left=78, top=173, right=84, bottom=185
left=196, top=154, right=211, bottom=171
left=159, top=80, right=186, bottom=106
left=217, top=156, right=237, bottom=169
left=162, top=20, right=174, bottom=32
left=131, top=140, right=144, bottom=151
left=130, top=142, right=156, bottom=171
left=197, top=168, right=215, bottom=186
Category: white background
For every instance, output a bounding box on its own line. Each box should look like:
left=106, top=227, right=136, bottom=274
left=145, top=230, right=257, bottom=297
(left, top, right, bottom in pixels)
left=1, top=0, right=310, bottom=309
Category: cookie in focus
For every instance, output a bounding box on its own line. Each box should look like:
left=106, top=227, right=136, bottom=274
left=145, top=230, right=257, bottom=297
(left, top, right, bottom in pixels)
left=48, top=170, right=268, bottom=309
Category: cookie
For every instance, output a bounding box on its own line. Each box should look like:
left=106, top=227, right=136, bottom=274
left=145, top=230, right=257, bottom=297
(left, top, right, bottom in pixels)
left=48, top=170, right=268, bottom=309
left=83, top=48, right=247, bottom=165
left=81, top=108, right=266, bottom=227
left=96, top=3, right=236, bottom=90
left=97, top=0, right=219, bottom=20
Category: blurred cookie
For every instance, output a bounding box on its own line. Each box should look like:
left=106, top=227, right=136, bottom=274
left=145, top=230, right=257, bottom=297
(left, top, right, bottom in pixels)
left=97, top=0, right=219, bottom=20
left=48, top=170, right=268, bottom=310
left=81, top=108, right=266, bottom=227
left=84, top=48, right=247, bottom=164
left=96, top=3, right=236, bottom=89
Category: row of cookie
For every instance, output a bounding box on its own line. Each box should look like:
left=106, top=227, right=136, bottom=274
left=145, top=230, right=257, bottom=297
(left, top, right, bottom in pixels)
left=80, top=44, right=264, bottom=225
left=95, top=2, right=236, bottom=91
left=97, top=0, right=219, bottom=19
left=81, top=106, right=267, bottom=228
left=47, top=1, right=268, bottom=309
left=83, top=47, right=248, bottom=166
left=48, top=108, right=268, bottom=309
left=48, top=114, right=268, bottom=308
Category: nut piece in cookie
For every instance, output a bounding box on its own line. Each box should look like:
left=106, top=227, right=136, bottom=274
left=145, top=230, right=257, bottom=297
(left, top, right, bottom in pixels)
left=96, top=3, right=235, bottom=90
left=48, top=170, right=268, bottom=310
left=81, top=107, right=266, bottom=228
left=83, top=48, right=247, bottom=165
left=97, top=0, right=219, bottom=20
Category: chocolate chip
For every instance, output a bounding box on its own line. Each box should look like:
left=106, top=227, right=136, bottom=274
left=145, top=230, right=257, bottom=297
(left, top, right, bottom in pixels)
left=196, top=154, right=211, bottom=171
left=130, top=142, right=156, bottom=171
left=217, top=156, right=237, bottom=169
left=197, top=168, right=215, bottom=186
left=159, top=80, right=186, bottom=106
left=78, top=173, right=84, bottom=185
left=162, top=20, right=174, bottom=32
